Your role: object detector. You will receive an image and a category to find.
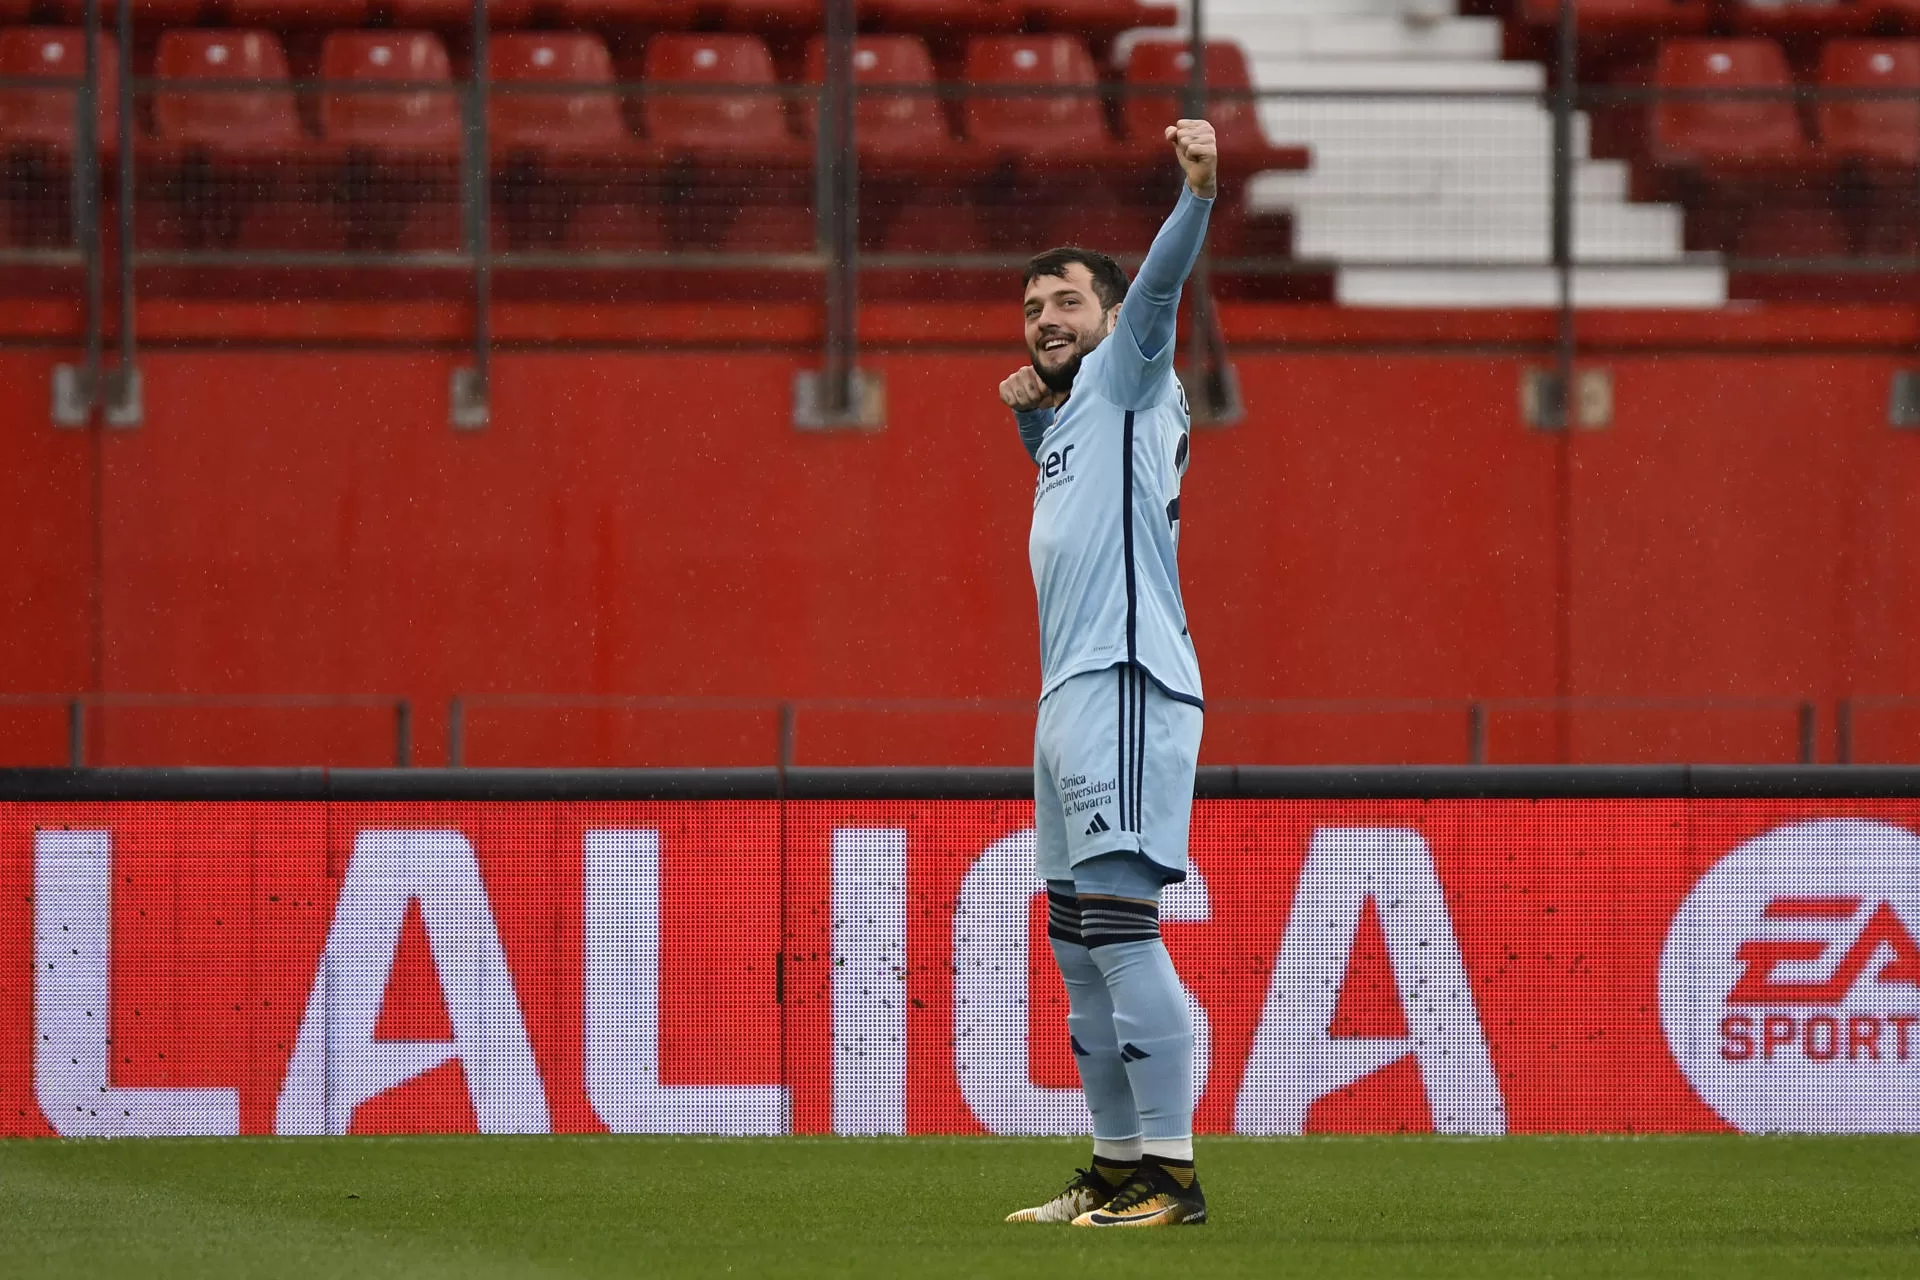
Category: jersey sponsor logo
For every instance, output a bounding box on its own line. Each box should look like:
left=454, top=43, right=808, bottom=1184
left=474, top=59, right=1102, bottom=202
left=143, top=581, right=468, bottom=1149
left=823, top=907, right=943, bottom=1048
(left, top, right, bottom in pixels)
left=1659, top=819, right=1920, bottom=1132
left=1035, top=444, right=1076, bottom=503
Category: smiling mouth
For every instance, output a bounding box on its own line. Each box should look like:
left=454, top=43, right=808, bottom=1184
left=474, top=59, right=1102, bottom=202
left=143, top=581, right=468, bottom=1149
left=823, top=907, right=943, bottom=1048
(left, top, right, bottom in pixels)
left=1040, top=337, right=1071, bottom=354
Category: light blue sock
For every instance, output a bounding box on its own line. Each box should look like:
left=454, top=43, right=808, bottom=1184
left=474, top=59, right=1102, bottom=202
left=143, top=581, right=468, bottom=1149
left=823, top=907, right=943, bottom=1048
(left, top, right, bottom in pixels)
left=1046, top=882, right=1141, bottom=1147
left=1074, top=854, right=1193, bottom=1144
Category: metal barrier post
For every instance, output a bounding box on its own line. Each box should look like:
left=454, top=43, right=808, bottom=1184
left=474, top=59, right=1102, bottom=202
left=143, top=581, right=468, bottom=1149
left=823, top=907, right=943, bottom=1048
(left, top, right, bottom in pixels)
left=1835, top=698, right=1853, bottom=765
left=395, top=700, right=413, bottom=768
left=777, top=701, right=796, bottom=773
left=1467, top=701, right=1487, bottom=765
left=451, top=0, right=491, bottom=429
left=68, top=697, right=86, bottom=768
left=448, top=695, right=465, bottom=767
left=1797, top=701, right=1818, bottom=765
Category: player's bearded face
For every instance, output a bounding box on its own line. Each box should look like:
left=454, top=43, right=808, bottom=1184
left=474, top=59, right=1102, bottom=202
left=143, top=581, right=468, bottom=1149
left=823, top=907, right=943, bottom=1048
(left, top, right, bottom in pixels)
left=1027, top=306, right=1114, bottom=394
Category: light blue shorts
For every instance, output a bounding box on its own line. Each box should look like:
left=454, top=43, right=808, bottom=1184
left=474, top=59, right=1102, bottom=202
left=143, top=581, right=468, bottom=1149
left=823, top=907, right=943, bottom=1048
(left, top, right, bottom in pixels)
left=1033, top=661, right=1203, bottom=885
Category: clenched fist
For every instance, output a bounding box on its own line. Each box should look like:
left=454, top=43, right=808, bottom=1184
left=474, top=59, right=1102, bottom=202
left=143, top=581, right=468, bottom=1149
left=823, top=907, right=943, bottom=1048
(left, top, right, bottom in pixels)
left=1164, top=118, right=1218, bottom=198
left=1000, top=366, right=1065, bottom=413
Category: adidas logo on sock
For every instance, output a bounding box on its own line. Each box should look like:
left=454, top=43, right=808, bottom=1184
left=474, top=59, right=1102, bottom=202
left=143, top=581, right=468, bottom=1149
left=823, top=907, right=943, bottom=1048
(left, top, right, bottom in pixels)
left=1070, top=1034, right=1090, bottom=1057
left=1085, top=812, right=1111, bottom=836
left=1120, top=1043, right=1151, bottom=1061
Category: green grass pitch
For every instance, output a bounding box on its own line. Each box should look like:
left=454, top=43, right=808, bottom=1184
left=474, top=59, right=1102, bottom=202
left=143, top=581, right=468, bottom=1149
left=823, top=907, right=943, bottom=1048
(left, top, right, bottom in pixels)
left=3, top=1135, right=1918, bottom=1278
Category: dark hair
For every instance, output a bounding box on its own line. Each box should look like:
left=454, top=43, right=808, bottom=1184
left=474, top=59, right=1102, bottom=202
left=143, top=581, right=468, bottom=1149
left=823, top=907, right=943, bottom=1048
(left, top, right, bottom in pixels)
left=1023, top=247, right=1129, bottom=312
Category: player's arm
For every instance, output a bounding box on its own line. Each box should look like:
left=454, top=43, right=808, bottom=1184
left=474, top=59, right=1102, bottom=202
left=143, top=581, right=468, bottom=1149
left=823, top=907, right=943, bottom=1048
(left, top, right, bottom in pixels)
left=1120, top=120, right=1219, bottom=367
left=1000, top=366, right=1065, bottom=462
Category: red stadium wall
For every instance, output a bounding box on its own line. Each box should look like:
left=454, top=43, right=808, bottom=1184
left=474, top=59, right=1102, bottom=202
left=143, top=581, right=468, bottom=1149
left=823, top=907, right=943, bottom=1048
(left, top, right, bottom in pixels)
left=5, top=306, right=1920, bottom=765
left=8, top=796, right=1920, bottom=1138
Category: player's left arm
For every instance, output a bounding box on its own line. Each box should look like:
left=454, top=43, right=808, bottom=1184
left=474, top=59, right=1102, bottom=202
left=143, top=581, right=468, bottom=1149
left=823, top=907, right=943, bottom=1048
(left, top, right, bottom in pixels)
left=1099, top=120, right=1216, bottom=407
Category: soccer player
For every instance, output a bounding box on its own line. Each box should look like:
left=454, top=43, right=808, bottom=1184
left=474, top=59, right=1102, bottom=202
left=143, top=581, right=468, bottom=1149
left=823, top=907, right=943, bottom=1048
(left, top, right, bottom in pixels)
left=999, top=119, right=1216, bottom=1229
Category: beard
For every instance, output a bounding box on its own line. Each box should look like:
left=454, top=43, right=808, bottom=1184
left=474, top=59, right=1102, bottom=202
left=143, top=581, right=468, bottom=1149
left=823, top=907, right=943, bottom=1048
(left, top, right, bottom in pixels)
left=1031, top=348, right=1084, bottom=394
left=1030, top=329, right=1102, bottom=393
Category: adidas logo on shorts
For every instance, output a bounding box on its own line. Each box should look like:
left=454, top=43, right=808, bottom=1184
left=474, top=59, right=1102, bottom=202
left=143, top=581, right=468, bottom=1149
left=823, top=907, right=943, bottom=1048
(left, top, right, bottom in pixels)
left=1085, top=812, right=1111, bottom=836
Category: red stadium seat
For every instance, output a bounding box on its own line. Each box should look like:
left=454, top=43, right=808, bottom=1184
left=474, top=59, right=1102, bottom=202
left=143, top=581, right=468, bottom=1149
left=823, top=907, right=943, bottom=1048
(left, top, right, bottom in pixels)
left=1519, top=0, right=1709, bottom=35
left=0, top=0, right=30, bottom=20
left=1120, top=40, right=1309, bottom=173
left=643, top=35, right=804, bottom=163
left=387, top=0, right=537, bottom=30
left=152, top=30, right=304, bottom=158
left=48, top=0, right=203, bottom=25
left=799, top=36, right=954, bottom=164
left=0, top=28, right=118, bottom=152
left=489, top=32, right=635, bottom=160
left=223, top=0, right=374, bottom=27
left=1732, top=0, right=1874, bottom=35
left=961, top=35, right=1117, bottom=164
left=712, top=0, right=825, bottom=31
left=320, top=31, right=460, bottom=156
left=488, top=33, right=645, bottom=249
left=1024, top=0, right=1178, bottom=40
left=1817, top=40, right=1920, bottom=165
left=1649, top=39, right=1812, bottom=169
left=859, top=0, right=1023, bottom=35
left=551, top=0, right=698, bottom=30
left=319, top=31, right=461, bottom=251
left=145, top=31, right=308, bottom=250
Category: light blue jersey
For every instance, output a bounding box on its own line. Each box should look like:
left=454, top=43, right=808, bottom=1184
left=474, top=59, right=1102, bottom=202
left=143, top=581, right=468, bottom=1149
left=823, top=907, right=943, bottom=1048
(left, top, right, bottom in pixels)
left=1017, top=186, right=1212, bottom=709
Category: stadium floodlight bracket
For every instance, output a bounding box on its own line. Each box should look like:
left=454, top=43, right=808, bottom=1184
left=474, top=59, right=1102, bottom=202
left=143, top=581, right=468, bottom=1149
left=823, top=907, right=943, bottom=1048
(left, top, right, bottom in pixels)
left=1521, top=367, right=1611, bottom=430
left=1888, top=372, right=1920, bottom=427
left=450, top=367, right=489, bottom=431
left=49, top=364, right=142, bottom=429
left=792, top=369, right=885, bottom=431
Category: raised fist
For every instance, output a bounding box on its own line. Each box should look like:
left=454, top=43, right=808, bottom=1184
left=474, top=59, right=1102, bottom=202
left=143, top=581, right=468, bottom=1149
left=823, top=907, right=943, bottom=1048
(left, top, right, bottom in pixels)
left=1164, top=118, right=1218, bottom=198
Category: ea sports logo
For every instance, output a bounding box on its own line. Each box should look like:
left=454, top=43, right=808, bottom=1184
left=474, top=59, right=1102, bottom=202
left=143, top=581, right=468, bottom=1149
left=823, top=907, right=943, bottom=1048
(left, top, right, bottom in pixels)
left=1660, top=819, right=1920, bottom=1132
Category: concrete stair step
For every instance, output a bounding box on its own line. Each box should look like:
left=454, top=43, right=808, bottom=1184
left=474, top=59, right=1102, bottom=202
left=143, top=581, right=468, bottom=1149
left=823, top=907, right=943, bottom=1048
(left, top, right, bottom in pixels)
left=1335, top=264, right=1728, bottom=307
left=1210, top=15, right=1505, bottom=61
left=1247, top=157, right=1630, bottom=205
left=1293, top=200, right=1687, bottom=261
left=1250, top=57, right=1545, bottom=91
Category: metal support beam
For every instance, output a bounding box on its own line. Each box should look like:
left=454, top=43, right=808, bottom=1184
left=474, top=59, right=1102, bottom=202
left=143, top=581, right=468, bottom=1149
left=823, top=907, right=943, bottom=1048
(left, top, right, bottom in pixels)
left=110, top=0, right=140, bottom=426
left=53, top=0, right=120, bottom=426
left=453, top=0, right=492, bottom=430
left=796, top=0, right=883, bottom=430
left=1540, top=0, right=1578, bottom=431
left=1179, top=0, right=1239, bottom=426
left=52, top=0, right=105, bottom=427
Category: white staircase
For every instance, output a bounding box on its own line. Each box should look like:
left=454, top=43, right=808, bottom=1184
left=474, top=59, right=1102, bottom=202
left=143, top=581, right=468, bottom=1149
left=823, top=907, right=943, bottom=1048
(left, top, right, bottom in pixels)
left=1131, top=0, right=1727, bottom=307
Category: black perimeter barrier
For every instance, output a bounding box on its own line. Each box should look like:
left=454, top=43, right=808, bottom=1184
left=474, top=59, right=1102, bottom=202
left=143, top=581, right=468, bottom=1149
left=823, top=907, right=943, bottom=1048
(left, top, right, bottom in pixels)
left=10, top=765, right=1920, bottom=801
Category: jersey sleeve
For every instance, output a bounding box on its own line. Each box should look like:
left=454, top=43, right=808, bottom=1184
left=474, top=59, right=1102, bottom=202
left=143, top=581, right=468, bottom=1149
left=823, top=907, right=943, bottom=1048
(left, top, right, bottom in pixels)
left=1014, top=406, right=1054, bottom=462
left=1089, top=186, right=1214, bottom=410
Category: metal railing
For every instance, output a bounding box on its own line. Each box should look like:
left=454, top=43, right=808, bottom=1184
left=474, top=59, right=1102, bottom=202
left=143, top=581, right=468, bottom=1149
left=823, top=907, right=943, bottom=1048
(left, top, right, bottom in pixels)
left=440, top=692, right=1836, bottom=768
left=0, top=693, right=412, bottom=767
left=21, top=1, right=1920, bottom=427
left=4, top=691, right=1910, bottom=767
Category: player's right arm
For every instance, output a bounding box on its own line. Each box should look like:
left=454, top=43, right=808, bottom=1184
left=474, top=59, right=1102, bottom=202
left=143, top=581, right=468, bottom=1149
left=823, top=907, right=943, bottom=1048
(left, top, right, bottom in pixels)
left=1001, top=366, right=1063, bottom=462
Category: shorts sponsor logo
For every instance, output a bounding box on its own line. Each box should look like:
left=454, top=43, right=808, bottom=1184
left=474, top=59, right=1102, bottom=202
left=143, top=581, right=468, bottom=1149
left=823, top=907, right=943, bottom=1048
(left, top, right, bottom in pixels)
left=1059, top=774, right=1116, bottom=817
left=1660, top=819, right=1920, bottom=1133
